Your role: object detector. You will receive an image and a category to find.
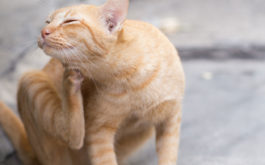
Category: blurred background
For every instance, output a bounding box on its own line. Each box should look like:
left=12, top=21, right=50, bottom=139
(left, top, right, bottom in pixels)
left=1, top=0, right=265, bottom=164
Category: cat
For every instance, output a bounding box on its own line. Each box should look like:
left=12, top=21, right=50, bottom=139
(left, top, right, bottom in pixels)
left=0, top=0, right=185, bottom=165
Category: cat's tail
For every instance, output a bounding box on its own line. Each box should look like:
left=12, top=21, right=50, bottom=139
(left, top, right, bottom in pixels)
left=0, top=101, right=39, bottom=165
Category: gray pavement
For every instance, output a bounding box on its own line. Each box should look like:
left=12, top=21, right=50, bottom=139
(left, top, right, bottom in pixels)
left=128, top=60, right=265, bottom=165
left=1, top=0, right=265, bottom=165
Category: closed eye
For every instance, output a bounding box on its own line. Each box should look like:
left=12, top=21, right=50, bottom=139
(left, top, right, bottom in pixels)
left=63, top=19, right=79, bottom=24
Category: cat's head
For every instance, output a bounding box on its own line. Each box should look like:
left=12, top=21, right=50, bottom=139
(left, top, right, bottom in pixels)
left=38, top=0, right=129, bottom=64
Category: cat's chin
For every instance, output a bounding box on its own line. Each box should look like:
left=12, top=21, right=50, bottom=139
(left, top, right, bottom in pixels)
left=39, top=42, right=65, bottom=61
left=42, top=47, right=62, bottom=60
left=38, top=37, right=68, bottom=59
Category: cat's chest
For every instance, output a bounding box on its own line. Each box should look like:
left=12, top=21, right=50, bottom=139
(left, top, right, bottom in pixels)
left=82, top=70, right=180, bottom=115
left=85, top=83, right=177, bottom=114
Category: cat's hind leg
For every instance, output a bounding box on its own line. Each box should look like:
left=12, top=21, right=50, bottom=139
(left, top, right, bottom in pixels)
left=18, top=69, right=85, bottom=150
left=0, top=102, right=40, bottom=165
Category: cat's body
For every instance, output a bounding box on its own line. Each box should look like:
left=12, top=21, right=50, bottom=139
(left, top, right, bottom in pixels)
left=0, top=1, right=185, bottom=165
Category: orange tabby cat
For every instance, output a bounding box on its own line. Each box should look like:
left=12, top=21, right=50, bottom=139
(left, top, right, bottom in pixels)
left=0, top=0, right=185, bottom=165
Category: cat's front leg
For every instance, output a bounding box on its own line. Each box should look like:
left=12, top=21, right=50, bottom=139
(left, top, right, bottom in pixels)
left=18, top=69, right=85, bottom=150
left=155, top=102, right=182, bottom=165
left=86, top=122, right=121, bottom=165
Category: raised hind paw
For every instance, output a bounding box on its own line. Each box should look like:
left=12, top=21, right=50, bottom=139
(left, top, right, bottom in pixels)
left=63, top=68, right=84, bottom=94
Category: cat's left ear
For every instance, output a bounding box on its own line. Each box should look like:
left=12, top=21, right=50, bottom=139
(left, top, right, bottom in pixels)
left=100, top=0, right=129, bottom=33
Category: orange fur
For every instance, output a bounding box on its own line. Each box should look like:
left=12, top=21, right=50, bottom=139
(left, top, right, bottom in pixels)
left=0, top=0, right=185, bottom=165
left=0, top=102, right=39, bottom=165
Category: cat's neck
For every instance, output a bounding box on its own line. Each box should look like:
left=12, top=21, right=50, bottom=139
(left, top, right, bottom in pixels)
left=68, top=28, right=157, bottom=93
left=82, top=29, right=137, bottom=82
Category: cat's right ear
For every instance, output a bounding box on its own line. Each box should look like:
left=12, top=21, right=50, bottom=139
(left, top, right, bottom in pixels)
left=100, top=0, right=129, bottom=33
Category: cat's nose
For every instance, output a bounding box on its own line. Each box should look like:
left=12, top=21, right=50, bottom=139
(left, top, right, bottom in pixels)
left=41, top=27, right=53, bottom=39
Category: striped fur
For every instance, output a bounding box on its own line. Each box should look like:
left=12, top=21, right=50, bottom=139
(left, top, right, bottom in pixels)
left=0, top=0, right=185, bottom=165
left=0, top=102, right=39, bottom=165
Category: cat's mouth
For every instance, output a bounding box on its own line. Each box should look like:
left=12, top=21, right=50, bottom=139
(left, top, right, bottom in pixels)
left=38, top=37, right=55, bottom=50
left=38, top=37, right=74, bottom=51
left=38, top=37, right=76, bottom=65
left=38, top=37, right=45, bottom=49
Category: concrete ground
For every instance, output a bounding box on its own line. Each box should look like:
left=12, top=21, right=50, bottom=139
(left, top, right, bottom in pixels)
left=1, top=0, right=265, bottom=165
left=129, top=60, right=265, bottom=165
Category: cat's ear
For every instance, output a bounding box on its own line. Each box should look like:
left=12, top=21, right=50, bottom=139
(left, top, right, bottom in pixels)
left=100, top=0, right=129, bottom=33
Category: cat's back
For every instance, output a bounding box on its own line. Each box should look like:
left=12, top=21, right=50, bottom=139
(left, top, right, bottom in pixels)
left=124, top=20, right=183, bottom=69
left=122, top=20, right=185, bottom=99
left=124, top=20, right=163, bottom=38
left=123, top=20, right=176, bottom=53
left=123, top=19, right=181, bottom=68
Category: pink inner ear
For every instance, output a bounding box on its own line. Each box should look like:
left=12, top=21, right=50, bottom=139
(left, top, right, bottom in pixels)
left=102, top=0, right=129, bottom=32
left=106, top=18, right=116, bottom=32
left=104, top=9, right=120, bottom=32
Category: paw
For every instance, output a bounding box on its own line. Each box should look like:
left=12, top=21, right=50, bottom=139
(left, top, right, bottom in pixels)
left=63, top=69, right=84, bottom=92
left=64, top=68, right=84, bottom=84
